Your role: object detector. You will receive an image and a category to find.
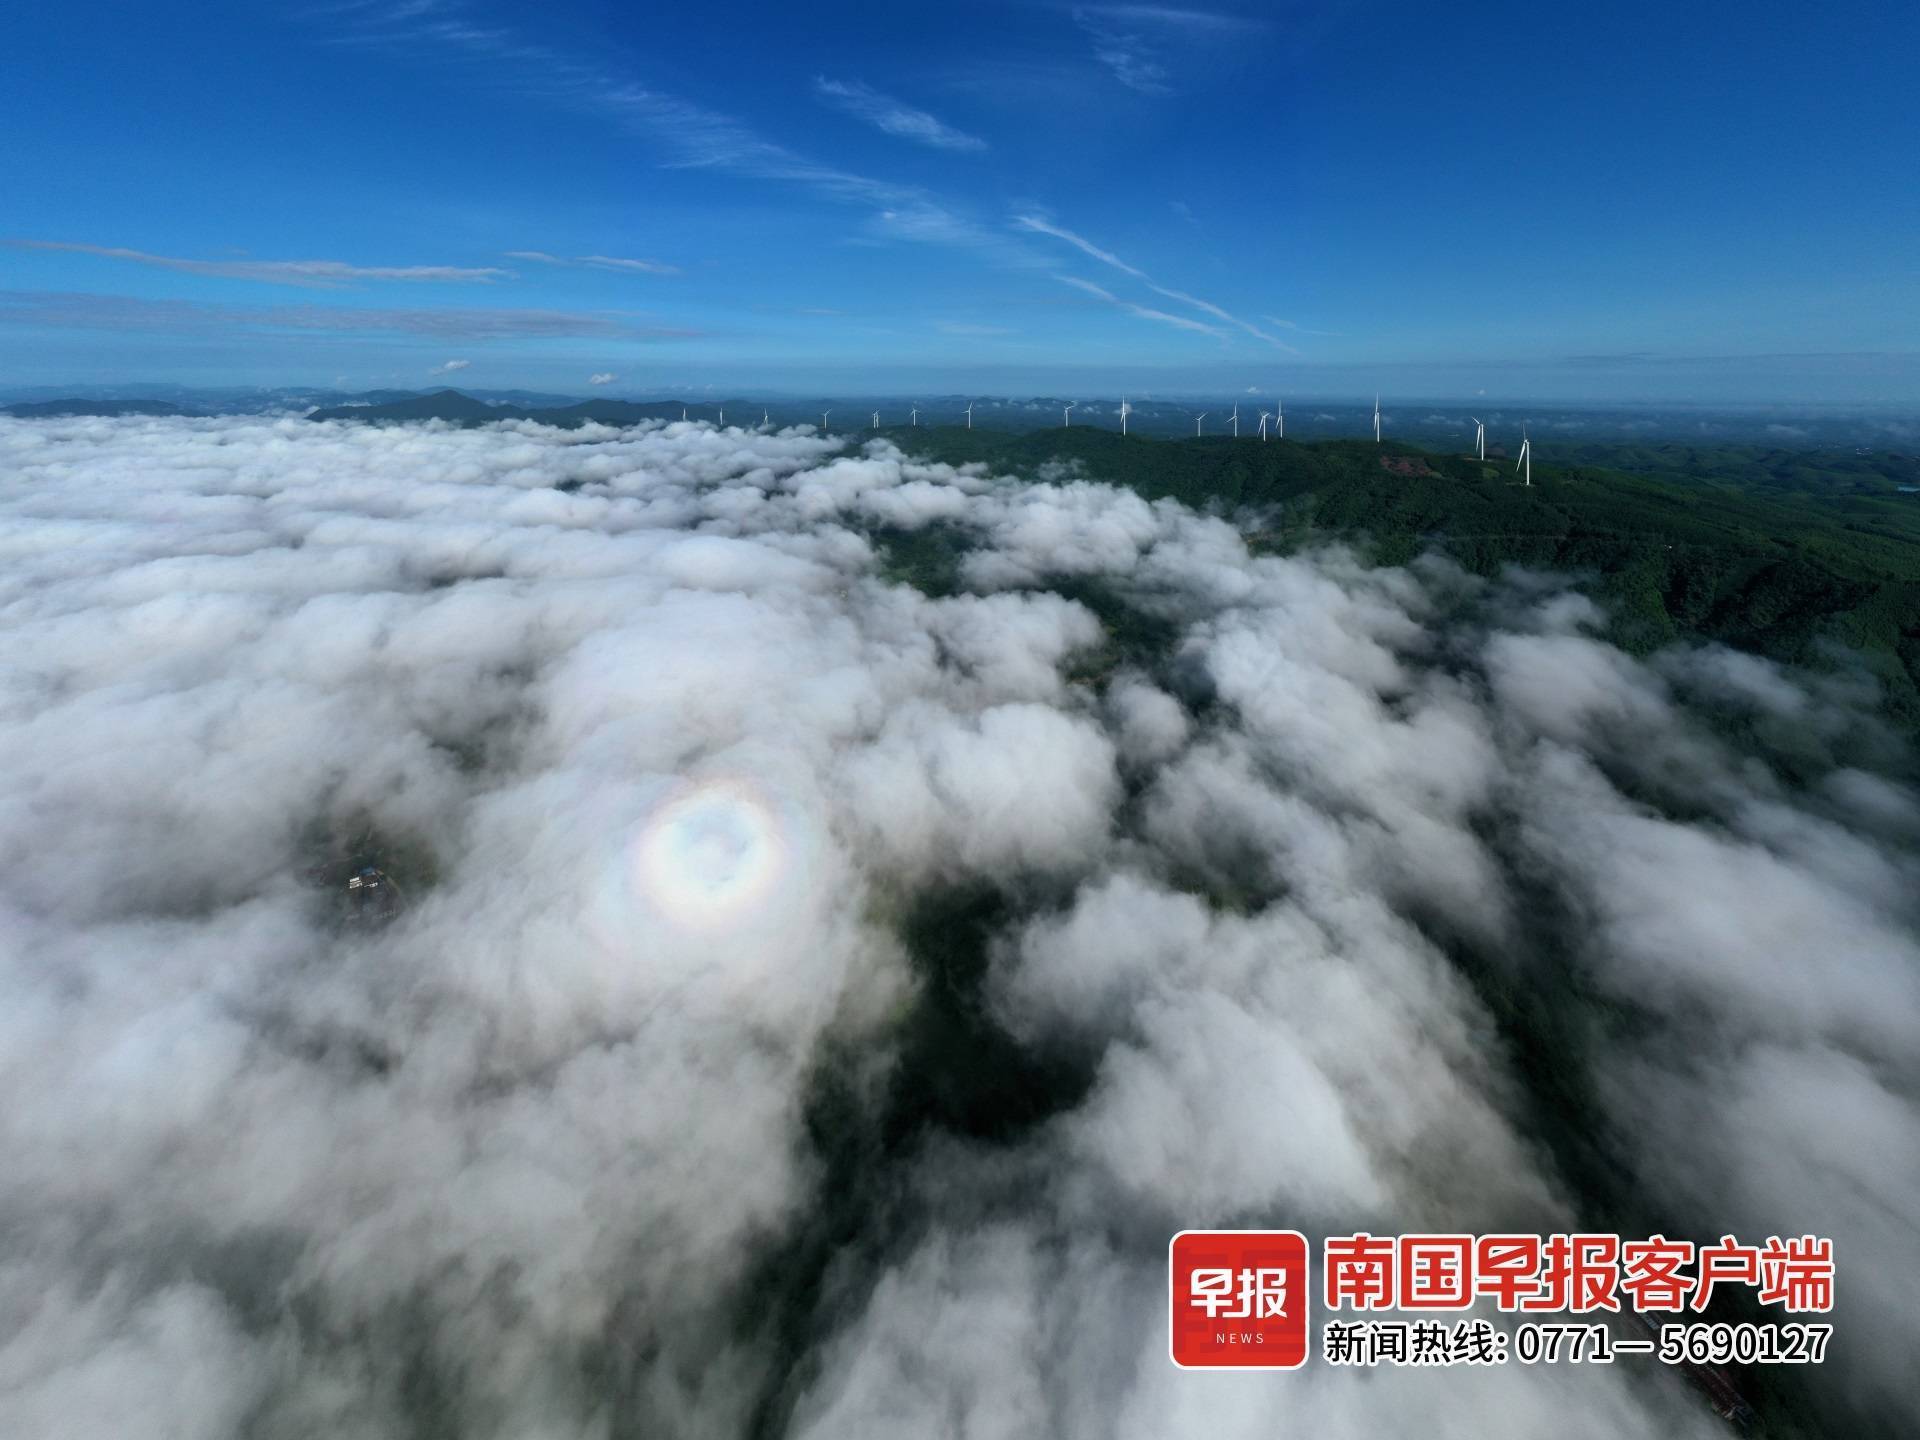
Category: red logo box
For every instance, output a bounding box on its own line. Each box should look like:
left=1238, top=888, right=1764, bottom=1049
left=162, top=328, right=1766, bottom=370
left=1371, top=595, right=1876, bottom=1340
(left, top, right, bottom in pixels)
left=1170, top=1230, right=1310, bottom=1369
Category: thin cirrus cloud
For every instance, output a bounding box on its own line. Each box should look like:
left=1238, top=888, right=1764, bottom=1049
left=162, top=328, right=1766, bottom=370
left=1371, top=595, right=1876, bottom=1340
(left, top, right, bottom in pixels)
left=867, top=204, right=1025, bottom=258
left=1264, top=315, right=1341, bottom=337
left=1073, top=5, right=1264, bottom=95
left=324, top=3, right=1046, bottom=271
left=0, top=290, right=700, bottom=342
left=1013, top=215, right=1147, bottom=278
left=10, top=240, right=508, bottom=288
left=813, top=77, right=988, bottom=153
left=331, top=2, right=921, bottom=209
left=1056, top=274, right=1226, bottom=339
left=505, top=250, right=682, bottom=277
left=1075, top=15, right=1170, bottom=94
left=1016, top=216, right=1296, bottom=351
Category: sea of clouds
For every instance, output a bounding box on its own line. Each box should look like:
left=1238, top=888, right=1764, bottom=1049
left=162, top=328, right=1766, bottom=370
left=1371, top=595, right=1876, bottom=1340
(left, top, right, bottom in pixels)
left=0, top=415, right=1914, bottom=1439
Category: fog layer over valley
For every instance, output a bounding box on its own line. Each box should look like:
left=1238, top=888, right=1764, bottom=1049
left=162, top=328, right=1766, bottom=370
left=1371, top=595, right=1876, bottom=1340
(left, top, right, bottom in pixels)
left=1, top=415, right=1915, bottom=1439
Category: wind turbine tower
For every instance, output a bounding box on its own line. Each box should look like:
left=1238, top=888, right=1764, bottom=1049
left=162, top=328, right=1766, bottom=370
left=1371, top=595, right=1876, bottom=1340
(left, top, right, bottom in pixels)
left=1119, top=398, right=1131, bottom=435
left=872, top=410, right=880, bottom=428
left=761, top=410, right=769, bottom=429
left=964, top=401, right=975, bottom=430
left=1471, top=416, right=1486, bottom=461
left=1230, top=403, right=1240, bottom=438
left=1063, top=402, right=1076, bottom=427
left=1517, top=427, right=1532, bottom=487
left=1194, top=411, right=1208, bottom=437
left=1258, top=410, right=1272, bottom=441
left=1373, top=394, right=1382, bottom=444
left=1277, top=398, right=1284, bottom=439
left=910, top=405, right=920, bottom=427
left=820, top=409, right=831, bottom=431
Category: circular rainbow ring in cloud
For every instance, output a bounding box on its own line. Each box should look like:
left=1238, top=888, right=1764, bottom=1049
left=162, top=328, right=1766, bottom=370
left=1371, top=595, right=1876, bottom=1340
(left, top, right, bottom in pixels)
left=628, top=777, right=792, bottom=934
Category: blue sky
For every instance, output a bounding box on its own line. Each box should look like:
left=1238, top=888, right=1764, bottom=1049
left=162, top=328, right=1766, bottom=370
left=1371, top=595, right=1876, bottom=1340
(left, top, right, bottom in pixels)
left=3, top=0, right=1916, bottom=401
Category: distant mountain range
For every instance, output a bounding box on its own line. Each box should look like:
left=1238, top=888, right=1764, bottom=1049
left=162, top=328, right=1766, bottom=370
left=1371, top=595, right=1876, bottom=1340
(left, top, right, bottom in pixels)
left=304, top=390, right=703, bottom=427
left=2, top=398, right=201, bottom=418
left=0, top=384, right=593, bottom=418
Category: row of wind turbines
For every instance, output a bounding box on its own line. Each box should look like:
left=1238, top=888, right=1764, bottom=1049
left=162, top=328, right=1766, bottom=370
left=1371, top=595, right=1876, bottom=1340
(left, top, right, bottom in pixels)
left=1078, top=392, right=1533, bottom=485
left=1179, top=399, right=1288, bottom=439
left=673, top=397, right=1534, bottom=486
left=1466, top=410, right=1532, bottom=484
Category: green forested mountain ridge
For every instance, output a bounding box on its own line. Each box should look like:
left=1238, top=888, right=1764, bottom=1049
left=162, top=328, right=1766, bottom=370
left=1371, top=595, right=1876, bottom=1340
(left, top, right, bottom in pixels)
left=290, top=394, right=1920, bottom=728
left=886, top=426, right=1920, bottom=731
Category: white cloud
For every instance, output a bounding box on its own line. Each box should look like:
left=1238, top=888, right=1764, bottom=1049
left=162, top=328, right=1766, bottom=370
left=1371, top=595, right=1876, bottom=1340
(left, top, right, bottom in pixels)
left=428, top=358, right=471, bottom=375
left=1019, top=217, right=1296, bottom=351
left=1262, top=315, right=1340, bottom=337
left=332, top=3, right=928, bottom=216
left=317, top=1, right=1058, bottom=291
left=814, top=77, right=987, bottom=153
left=587, top=372, right=618, bottom=385
left=1075, top=9, right=1173, bottom=94
left=1014, top=215, right=1147, bottom=278
left=0, top=290, right=693, bottom=342
left=1072, top=5, right=1263, bottom=96
left=12, top=240, right=507, bottom=287
left=1056, top=274, right=1226, bottom=339
left=0, top=412, right=1908, bottom=1438
left=505, top=250, right=681, bottom=276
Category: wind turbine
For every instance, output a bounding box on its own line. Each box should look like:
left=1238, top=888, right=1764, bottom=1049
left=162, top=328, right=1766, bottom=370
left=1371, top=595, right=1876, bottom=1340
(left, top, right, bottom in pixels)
left=1276, top=398, right=1284, bottom=439
left=1119, top=397, right=1131, bottom=435
left=1230, top=403, right=1240, bottom=438
left=910, top=404, right=920, bottom=427
left=1373, top=394, right=1382, bottom=444
left=681, top=406, right=688, bottom=422
left=1516, top=426, right=1532, bottom=487
left=716, top=406, right=724, bottom=426
left=820, top=408, right=831, bottom=431
left=1194, top=411, right=1208, bottom=437
left=964, top=401, right=975, bottom=430
left=1258, top=410, right=1272, bottom=441
left=872, top=410, right=881, bottom=428
left=761, top=410, right=769, bottom=429
left=1471, top=416, right=1485, bottom=461
left=1063, top=402, right=1076, bottom=427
